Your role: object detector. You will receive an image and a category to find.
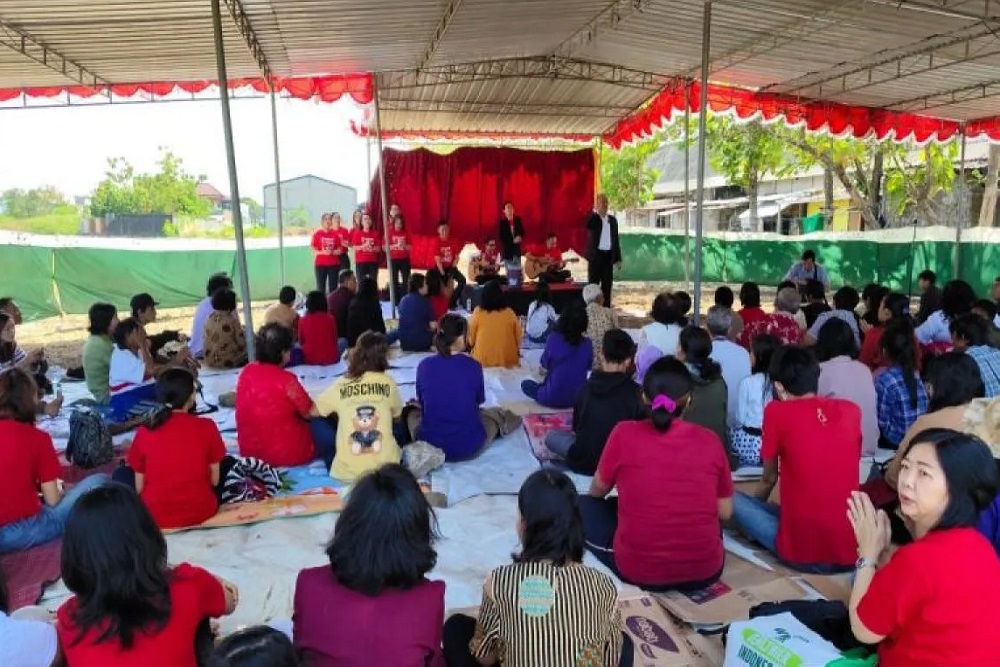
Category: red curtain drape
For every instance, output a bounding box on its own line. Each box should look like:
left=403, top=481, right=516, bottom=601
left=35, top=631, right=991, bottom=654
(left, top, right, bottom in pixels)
left=368, top=147, right=595, bottom=269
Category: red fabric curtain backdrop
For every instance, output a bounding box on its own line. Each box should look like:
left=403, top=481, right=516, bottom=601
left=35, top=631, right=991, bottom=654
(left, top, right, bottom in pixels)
left=368, top=147, right=595, bottom=269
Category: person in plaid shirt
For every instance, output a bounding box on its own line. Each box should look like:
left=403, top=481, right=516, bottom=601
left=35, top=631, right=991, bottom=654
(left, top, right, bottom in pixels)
left=875, top=319, right=928, bottom=449
left=950, top=314, right=1000, bottom=398
left=739, top=287, right=803, bottom=349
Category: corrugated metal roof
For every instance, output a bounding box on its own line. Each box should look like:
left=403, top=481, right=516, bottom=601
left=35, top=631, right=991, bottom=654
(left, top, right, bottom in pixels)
left=3, top=0, right=1000, bottom=135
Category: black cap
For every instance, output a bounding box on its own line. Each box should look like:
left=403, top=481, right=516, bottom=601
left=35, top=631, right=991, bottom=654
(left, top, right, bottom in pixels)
left=130, top=293, right=159, bottom=314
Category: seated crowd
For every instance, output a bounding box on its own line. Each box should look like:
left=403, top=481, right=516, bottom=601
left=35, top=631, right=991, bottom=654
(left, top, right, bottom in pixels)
left=4, top=248, right=1000, bottom=667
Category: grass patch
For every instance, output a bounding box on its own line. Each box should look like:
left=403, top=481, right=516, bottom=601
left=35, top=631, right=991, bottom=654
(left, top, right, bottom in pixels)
left=0, top=213, right=80, bottom=235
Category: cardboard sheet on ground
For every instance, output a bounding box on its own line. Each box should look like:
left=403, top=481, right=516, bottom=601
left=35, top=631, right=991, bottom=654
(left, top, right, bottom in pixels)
left=653, top=555, right=807, bottom=626
left=622, top=597, right=724, bottom=667
left=522, top=411, right=572, bottom=462
left=164, top=492, right=344, bottom=534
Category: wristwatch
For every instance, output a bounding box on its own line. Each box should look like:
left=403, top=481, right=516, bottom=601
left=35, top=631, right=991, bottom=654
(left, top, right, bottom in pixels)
left=856, top=556, right=876, bottom=571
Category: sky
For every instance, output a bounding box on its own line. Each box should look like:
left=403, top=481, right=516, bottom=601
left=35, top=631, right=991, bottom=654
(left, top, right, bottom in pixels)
left=0, top=94, right=373, bottom=204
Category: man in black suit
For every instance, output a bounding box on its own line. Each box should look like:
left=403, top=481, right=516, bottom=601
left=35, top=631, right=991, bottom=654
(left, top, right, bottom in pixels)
left=585, top=194, right=621, bottom=306
left=497, top=201, right=525, bottom=282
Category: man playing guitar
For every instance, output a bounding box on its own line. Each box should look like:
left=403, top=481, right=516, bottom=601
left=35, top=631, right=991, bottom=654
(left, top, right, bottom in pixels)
left=525, top=233, right=575, bottom=282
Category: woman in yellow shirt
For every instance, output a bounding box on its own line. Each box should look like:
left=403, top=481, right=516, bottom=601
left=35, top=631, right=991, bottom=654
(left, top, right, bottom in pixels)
left=469, top=281, right=522, bottom=368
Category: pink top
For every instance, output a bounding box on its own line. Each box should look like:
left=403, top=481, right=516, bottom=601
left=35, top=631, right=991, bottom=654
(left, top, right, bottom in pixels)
left=293, top=566, right=445, bottom=667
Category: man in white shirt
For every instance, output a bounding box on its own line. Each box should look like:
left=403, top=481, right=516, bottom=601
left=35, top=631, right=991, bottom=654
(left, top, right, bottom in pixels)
left=585, top=194, right=622, bottom=306
left=706, top=305, right=752, bottom=428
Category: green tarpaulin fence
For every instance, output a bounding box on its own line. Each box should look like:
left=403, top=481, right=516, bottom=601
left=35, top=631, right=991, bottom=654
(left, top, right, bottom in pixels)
left=3, top=231, right=997, bottom=322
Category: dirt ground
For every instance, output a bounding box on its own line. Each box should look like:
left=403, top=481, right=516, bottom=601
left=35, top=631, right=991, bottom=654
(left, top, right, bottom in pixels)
left=17, top=279, right=776, bottom=368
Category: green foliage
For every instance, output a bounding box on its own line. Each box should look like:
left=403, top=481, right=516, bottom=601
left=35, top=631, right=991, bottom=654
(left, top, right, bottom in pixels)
left=90, top=150, right=212, bottom=219
left=1, top=186, right=68, bottom=218
left=241, top=198, right=264, bottom=225
left=287, top=205, right=312, bottom=227
left=0, top=212, right=80, bottom=235
left=706, top=118, right=798, bottom=192
left=600, top=134, right=663, bottom=211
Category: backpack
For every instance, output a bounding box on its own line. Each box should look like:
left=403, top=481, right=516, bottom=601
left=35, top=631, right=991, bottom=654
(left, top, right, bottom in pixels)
left=67, top=407, right=114, bottom=468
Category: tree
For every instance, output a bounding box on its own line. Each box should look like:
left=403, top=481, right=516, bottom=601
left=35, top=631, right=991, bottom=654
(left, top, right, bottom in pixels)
left=1, top=186, right=67, bottom=218
left=600, top=133, right=663, bottom=211
left=241, top=197, right=264, bottom=225
left=979, top=144, right=1000, bottom=227
left=705, top=118, right=799, bottom=231
left=89, top=150, right=212, bottom=218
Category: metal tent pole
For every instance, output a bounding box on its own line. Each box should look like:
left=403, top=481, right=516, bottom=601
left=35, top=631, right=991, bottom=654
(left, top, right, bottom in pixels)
left=373, top=77, right=397, bottom=315
left=692, top=1, right=712, bottom=322
left=269, top=83, right=285, bottom=285
left=366, top=135, right=373, bottom=196
left=683, top=81, right=691, bottom=291
left=953, top=127, right=968, bottom=280
left=211, top=0, right=255, bottom=360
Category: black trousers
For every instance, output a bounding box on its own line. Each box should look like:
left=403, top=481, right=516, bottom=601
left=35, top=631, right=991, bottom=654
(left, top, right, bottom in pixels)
left=443, top=266, right=467, bottom=309
left=391, top=258, right=412, bottom=304
left=588, top=250, right=615, bottom=306
left=442, top=614, right=634, bottom=667
left=315, top=265, right=337, bottom=295
left=356, top=261, right=379, bottom=285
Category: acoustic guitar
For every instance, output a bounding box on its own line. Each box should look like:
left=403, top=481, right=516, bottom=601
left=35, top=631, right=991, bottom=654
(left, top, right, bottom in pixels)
left=523, top=255, right=580, bottom=280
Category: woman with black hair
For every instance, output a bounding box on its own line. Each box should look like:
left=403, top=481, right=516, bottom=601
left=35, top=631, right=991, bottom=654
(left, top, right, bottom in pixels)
left=346, top=277, right=397, bottom=348
left=916, top=279, right=977, bottom=345
left=883, top=352, right=985, bottom=491
left=445, top=469, right=630, bottom=667
left=297, top=290, right=340, bottom=365
left=351, top=212, right=381, bottom=285
left=523, top=279, right=557, bottom=347
left=425, top=269, right=451, bottom=322
left=677, top=326, right=734, bottom=465
left=56, top=484, right=237, bottom=665
left=108, top=317, right=159, bottom=420
left=638, top=291, right=684, bottom=355
left=409, top=314, right=521, bottom=461
left=859, top=292, right=914, bottom=371
left=293, top=464, right=444, bottom=666
left=82, top=302, right=120, bottom=403
left=315, top=332, right=403, bottom=481
left=580, top=357, right=733, bottom=590
left=737, top=281, right=767, bottom=330
left=211, top=626, right=298, bottom=667
left=0, top=369, right=109, bottom=553
left=397, top=273, right=436, bottom=352
left=203, top=289, right=247, bottom=369
left=0, top=565, right=60, bottom=666
left=236, top=323, right=332, bottom=468
left=817, top=319, right=880, bottom=455
left=860, top=284, right=890, bottom=330
left=876, top=318, right=929, bottom=449
left=847, top=430, right=1000, bottom=666
left=731, top=334, right=780, bottom=467
left=800, top=279, right=831, bottom=329
left=468, top=280, right=522, bottom=368
left=388, top=213, right=411, bottom=305
left=113, top=367, right=227, bottom=529
left=521, top=301, right=592, bottom=408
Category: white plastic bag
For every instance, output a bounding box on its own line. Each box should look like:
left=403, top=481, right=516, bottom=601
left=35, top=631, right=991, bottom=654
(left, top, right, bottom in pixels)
left=723, top=611, right=842, bottom=667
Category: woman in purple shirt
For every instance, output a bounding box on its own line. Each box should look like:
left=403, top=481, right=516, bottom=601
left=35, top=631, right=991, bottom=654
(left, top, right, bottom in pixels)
left=293, top=464, right=445, bottom=667
left=409, top=315, right=522, bottom=461
left=522, top=301, right=593, bottom=408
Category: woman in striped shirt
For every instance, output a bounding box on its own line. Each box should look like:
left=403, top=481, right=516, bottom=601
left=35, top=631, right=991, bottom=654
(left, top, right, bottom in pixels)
left=443, top=469, right=632, bottom=667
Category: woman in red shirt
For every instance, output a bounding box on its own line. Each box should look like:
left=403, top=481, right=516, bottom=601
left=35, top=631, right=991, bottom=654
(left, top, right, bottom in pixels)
left=236, top=323, right=334, bottom=468
left=581, top=356, right=734, bottom=590
left=352, top=212, right=381, bottom=286
left=848, top=429, right=1000, bottom=667
left=114, top=367, right=227, bottom=529
left=297, top=291, right=341, bottom=366
left=57, top=484, right=237, bottom=667
left=0, top=368, right=109, bottom=553
left=388, top=213, right=411, bottom=305
left=426, top=269, right=452, bottom=322
left=293, top=464, right=445, bottom=666
left=859, top=292, right=917, bottom=371
left=311, top=213, right=341, bottom=295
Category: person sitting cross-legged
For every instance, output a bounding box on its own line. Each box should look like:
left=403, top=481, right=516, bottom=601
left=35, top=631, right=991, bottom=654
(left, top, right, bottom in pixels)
left=579, top=357, right=734, bottom=590
left=545, top=329, right=644, bottom=476
left=731, top=346, right=860, bottom=573
left=521, top=301, right=592, bottom=409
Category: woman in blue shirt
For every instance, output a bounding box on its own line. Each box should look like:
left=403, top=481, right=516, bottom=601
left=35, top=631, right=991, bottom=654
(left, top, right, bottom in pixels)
left=521, top=301, right=593, bottom=408
left=409, top=315, right=522, bottom=461
left=397, top=274, right=436, bottom=352
left=876, top=318, right=929, bottom=449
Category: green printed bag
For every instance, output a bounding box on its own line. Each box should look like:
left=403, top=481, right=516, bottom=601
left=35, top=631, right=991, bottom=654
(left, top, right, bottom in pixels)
left=724, top=612, right=877, bottom=667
